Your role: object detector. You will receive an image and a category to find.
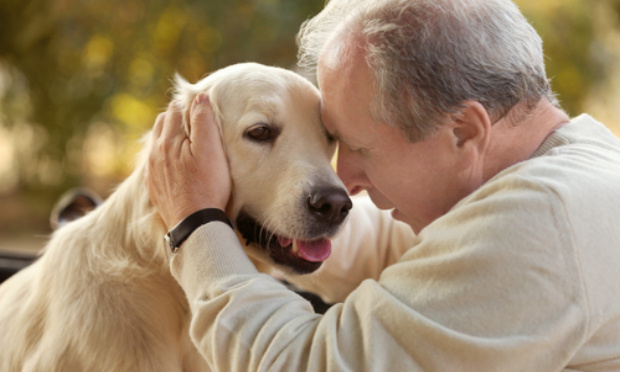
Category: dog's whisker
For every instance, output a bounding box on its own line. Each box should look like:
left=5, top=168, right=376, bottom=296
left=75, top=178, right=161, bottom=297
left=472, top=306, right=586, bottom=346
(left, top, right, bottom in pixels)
left=262, top=216, right=278, bottom=245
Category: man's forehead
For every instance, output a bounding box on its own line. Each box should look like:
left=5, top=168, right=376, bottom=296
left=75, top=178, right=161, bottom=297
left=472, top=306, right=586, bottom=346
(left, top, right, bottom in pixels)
left=317, top=100, right=329, bottom=129
left=318, top=100, right=336, bottom=136
left=318, top=29, right=362, bottom=77
left=318, top=41, right=346, bottom=74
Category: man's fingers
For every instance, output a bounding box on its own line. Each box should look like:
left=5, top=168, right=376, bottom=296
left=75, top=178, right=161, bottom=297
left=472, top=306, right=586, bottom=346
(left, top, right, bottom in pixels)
left=160, top=100, right=186, bottom=147
left=152, top=112, right=165, bottom=138
left=189, top=93, right=222, bottom=156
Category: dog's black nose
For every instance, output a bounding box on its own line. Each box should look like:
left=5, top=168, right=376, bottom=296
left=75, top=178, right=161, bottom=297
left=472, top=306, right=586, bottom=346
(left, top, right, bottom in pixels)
left=308, top=187, right=352, bottom=226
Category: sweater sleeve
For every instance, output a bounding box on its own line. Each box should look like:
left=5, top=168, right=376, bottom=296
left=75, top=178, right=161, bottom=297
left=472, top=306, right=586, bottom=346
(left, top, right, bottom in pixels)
left=170, top=178, right=588, bottom=371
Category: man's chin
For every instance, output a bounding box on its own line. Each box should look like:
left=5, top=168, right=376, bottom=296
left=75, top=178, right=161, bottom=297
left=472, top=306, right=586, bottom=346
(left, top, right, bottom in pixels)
left=390, top=208, right=402, bottom=221
left=391, top=209, right=420, bottom=232
left=367, top=194, right=393, bottom=211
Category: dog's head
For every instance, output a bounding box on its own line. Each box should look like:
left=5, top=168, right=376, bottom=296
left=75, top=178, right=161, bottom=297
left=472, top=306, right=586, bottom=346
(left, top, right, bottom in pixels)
left=175, top=63, right=351, bottom=274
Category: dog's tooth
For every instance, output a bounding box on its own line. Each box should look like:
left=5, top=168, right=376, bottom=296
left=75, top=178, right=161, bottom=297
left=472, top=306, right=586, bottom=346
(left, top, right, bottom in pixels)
left=277, top=236, right=293, bottom=248
left=292, top=243, right=299, bottom=254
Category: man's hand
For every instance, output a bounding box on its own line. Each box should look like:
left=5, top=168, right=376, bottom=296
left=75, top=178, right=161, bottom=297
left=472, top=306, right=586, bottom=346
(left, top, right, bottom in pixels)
left=146, top=93, right=232, bottom=229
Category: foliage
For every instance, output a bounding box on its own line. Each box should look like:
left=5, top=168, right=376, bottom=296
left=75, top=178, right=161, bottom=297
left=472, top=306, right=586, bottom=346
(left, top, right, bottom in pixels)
left=0, top=0, right=324, bottom=230
left=0, top=0, right=619, bottom=233
left=517, top=0, right=611, bottom=112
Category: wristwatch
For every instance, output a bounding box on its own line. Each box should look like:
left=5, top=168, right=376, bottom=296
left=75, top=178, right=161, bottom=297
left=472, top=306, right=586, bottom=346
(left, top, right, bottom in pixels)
left=164, top=208, right=233, bottom=254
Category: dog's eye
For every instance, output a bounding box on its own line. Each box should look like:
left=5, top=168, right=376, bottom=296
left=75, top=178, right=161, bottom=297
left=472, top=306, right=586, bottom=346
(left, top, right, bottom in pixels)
left=244, top=124, right=280, bottom=143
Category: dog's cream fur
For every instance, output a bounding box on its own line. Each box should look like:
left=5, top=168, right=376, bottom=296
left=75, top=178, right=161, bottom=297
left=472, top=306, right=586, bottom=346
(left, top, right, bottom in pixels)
left=0, top=63, right=346, bottom=371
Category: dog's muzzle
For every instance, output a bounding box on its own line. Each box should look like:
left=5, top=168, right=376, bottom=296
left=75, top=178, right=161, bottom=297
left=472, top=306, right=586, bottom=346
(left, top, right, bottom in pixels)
left=236, top=186, right=352, bottom=274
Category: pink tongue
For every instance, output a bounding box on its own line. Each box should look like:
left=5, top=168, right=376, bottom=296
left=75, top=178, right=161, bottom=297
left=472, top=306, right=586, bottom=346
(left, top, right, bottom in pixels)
left=295, top=239, right=332, bottom=262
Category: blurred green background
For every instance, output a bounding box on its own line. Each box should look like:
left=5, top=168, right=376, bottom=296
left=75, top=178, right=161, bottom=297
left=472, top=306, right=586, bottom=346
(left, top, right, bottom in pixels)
left=1, top=0, right=619, bottom=252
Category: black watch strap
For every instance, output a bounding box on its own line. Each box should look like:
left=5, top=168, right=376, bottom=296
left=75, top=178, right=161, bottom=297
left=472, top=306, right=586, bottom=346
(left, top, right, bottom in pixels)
left=165, top=208, right=233, bottom=253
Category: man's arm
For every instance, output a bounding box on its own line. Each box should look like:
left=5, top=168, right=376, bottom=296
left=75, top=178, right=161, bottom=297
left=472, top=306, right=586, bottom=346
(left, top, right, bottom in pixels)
left=171, top=181, right=587, bottom=371
left=148, top=93, right=587, bottom=371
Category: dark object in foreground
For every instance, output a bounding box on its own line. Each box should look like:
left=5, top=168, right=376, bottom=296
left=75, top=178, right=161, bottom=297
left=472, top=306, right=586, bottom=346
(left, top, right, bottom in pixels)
left=282, top=280, right=334, bottom=314
left=49, top=188, right=102, bottom=230
left=0, top=252, right=36, bottom=283
left=296, top=289, right=334, bottom=314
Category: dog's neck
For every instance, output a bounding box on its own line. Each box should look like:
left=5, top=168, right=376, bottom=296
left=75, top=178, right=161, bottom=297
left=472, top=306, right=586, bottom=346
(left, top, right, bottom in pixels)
left=46, top=153, right=170, bottom=274
left=104, top=162, right=169, bottom=264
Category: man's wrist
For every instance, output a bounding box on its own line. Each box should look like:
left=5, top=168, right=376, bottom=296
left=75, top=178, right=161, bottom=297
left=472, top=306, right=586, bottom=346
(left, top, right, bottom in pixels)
left=165, top=208, right=233, bottom=254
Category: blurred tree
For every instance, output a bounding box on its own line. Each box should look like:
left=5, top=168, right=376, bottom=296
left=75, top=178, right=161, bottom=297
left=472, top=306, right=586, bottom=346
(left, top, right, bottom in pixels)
left=0, top=0, right=619, bottom=234
left=0, top=0, right=325, bottom=231
left=516, top=0, right=608, bottom=114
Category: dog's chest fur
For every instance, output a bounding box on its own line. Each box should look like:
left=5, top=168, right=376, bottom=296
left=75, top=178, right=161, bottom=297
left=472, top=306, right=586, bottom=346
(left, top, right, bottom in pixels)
left=0, top=165, right=208, bottom=371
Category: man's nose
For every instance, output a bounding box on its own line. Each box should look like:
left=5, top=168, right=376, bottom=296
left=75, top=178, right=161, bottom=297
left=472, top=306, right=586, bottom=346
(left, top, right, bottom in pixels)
left=336, top=146, right=365, bottom=196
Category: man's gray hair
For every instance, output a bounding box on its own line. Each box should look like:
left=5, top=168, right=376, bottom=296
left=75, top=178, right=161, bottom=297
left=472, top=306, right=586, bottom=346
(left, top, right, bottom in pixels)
left=297, top=0, right=558, bottom=141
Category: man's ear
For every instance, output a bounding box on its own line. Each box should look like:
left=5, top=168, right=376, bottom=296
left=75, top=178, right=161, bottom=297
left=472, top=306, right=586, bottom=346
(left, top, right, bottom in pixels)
left=451, top=100, right=492, bottom=151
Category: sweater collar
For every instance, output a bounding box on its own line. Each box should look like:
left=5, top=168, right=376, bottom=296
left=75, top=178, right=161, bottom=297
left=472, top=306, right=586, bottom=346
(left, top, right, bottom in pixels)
left=530, top=114, right=592, bottom=158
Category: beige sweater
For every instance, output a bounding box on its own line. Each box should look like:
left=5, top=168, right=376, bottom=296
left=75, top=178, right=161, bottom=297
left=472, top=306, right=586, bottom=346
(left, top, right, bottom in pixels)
left=171, top=114, right=620, bottom=371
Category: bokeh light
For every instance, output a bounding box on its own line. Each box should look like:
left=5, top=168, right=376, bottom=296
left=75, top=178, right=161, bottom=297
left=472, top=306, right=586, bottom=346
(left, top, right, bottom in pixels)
left=0, top=0, right=619, bottom=251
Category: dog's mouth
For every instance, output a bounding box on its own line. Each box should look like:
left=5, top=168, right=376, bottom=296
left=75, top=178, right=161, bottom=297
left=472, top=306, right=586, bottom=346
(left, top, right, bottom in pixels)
left=235, top=213, right=331, bottom=274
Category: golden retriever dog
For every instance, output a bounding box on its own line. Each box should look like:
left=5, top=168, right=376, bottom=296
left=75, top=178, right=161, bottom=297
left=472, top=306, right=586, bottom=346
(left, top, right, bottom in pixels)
left=0, top=63, right=351, bottom=371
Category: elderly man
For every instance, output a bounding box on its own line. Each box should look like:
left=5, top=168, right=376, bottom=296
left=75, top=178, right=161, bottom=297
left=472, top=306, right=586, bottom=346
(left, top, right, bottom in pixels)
left=147, top=0, right=620, bottom=370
